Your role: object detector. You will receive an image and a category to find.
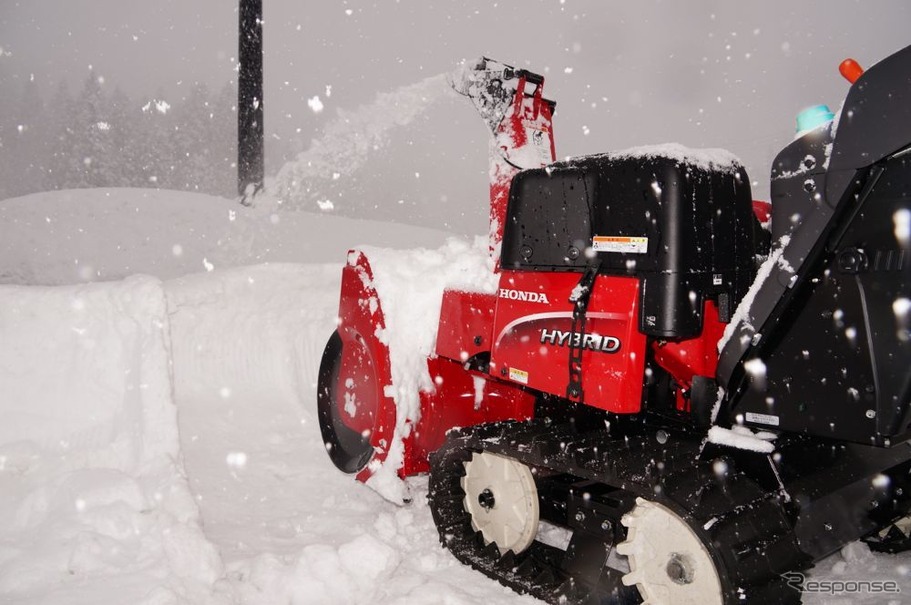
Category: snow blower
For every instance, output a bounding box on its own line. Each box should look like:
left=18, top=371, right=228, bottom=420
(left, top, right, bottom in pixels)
left=318, top=48, right=911, bottom=603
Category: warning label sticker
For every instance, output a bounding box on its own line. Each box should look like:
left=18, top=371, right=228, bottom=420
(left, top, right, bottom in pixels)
left=592, top=235, right=649, bottom=254
left=508, top=367, right=529, bottom=385
left=745, top=412, right=780, bottom=427
left=525, top=127, right=553, bottom=166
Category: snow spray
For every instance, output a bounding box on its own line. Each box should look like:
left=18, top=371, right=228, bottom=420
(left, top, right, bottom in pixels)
left=268, top=74, right=452, bottom=210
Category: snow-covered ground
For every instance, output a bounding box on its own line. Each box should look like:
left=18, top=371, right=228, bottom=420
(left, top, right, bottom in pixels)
left=0, top=188, right=906, bottom=604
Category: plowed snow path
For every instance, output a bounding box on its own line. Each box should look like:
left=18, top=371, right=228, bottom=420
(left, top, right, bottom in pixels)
left=167, top=263, right=536, bottom=604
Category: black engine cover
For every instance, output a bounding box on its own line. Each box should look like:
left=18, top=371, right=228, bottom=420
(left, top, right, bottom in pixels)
left=501, top=151, right=757, bottom=339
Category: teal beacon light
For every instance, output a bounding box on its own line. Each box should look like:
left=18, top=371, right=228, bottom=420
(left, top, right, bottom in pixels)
left=795, top=104, right=835, bottom=133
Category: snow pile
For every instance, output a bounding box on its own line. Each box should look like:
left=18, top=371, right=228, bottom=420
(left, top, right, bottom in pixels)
left=353, top=236, right=497, bottom=501
left=166, top=263, right=341, bottom=424
left=233, top=533, right=402, bottom=604
left=804, top=541, right=906, bottom=605
left=269, top=74, right=453, bottom=212
left=0, top=188, right=450, bottom=287
left=0, top=276, right=226, bottom=604
left=224, top=479, right=535, bottom=605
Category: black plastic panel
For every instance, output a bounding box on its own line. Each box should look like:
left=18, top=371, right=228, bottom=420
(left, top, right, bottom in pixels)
left=735, top=153, right=911, bottom=444
left=719, top=44, right=911, bottom=405
left=501, top=167, right=595, bottom=271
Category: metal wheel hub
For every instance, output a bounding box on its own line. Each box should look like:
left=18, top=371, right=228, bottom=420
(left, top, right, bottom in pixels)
left=460, top=451, right=540, bottom=556
left=617, top=497, right=723, bottom=605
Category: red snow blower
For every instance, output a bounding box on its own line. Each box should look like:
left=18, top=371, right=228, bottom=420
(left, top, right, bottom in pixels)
left=318, top=50, right=911, bottom=604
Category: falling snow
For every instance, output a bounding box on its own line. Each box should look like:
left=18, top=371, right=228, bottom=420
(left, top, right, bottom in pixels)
left=3, top=9, right=911, bottom=602
left=307, top=95, right=324, bottom=113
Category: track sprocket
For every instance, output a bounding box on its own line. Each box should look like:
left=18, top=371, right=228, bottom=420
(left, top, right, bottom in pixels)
left=617, top=497, right=723, bottom=605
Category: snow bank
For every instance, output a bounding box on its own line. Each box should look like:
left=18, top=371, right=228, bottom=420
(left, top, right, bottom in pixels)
left=166, top=263, right=341, bottom=418
left=354, top=237, right=497, bottom=501
left=0, top=276, right=227, bottom=604
left=0, top=188, right=451, bottom=286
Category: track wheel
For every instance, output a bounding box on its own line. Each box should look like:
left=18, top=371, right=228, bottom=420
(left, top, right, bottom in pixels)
left=617, top=497, right=723, bottom=605
left=317, top=330, right=377, bottom=474
left=461, top=451, right=540, bottom=556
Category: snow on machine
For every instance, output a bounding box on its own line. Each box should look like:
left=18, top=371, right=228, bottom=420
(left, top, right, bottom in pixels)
left=317, top=49, right=911, bottom=603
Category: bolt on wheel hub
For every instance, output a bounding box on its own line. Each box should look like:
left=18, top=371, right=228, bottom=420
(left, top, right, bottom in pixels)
left=666, top=552, right=695, bottom=585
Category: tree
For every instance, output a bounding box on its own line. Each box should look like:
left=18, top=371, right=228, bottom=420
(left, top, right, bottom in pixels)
left=44, top=81, right=78, bottom=191
left=104, top=87, right=137, bottom=187
left=55, top=70, right=116, bottom=189
left=0, top=78, right=47, bottom=198
left=0, top=71, right=239, bottom=199
left=172, top=83, right=218, bottom=193
left=132, top=89, right=176, bottom=189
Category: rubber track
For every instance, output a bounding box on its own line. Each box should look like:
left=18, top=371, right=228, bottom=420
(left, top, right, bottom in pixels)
left=428, top=419, right=807, bottom=604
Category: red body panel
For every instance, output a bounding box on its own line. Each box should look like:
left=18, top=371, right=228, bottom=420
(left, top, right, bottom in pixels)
left=335, top=253, right=398, bottom=483
left=410, top=356, right=535, bottom=475
left=651, top=301, right=726, bottom=390
left=436, top=290, right=497, bottom=363
left=651, top=301, right=727, bottom=411
left=340, top=254, right=732, bottom=481
left=752, top=199, right=772, bottom=225
left=337, top=255, right=534, bottom=481
left=490, top=271, right=647, bottom=414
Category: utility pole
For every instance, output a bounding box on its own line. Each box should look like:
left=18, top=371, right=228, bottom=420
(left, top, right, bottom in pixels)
left=238, top=0, right=264, bottom=203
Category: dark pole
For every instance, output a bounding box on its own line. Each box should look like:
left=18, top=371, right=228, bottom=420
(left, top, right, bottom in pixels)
left=238, top=0, right=264, bottom=203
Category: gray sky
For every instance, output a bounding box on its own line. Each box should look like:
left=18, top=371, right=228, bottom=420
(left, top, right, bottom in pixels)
left=2, top=0, right=910, bottom=232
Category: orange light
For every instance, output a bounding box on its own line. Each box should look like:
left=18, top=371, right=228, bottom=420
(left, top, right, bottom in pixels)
left=839, top=58, right=864, bottom=84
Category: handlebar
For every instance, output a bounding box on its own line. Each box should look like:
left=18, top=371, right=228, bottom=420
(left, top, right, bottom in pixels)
left=480, top=57, right=546, bottom=86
